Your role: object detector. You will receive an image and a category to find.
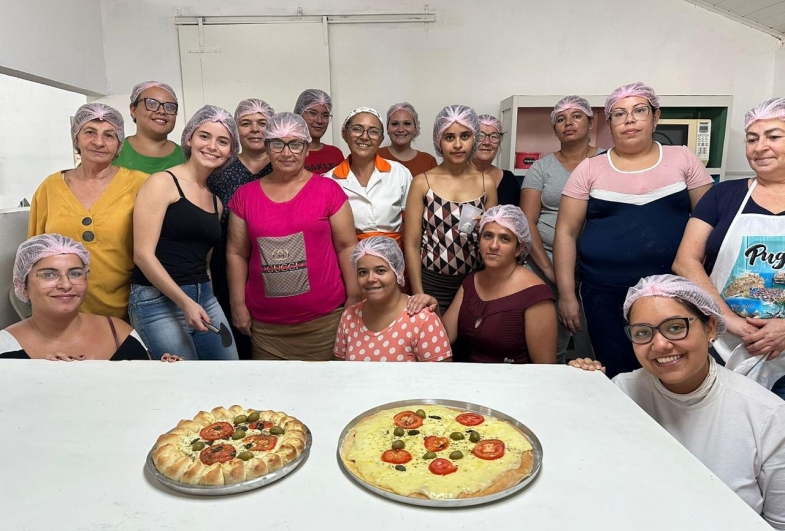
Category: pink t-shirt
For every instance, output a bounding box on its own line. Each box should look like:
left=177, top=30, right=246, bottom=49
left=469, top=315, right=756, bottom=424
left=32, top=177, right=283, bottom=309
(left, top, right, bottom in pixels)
left=334, top=301, right=452, bottom=362
left=562, top=144, right=712, bottom=201
left=228, top=176, right=348, bottom=325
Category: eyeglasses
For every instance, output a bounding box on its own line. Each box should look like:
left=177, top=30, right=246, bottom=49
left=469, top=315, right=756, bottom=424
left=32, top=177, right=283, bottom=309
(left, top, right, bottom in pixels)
left=624, top=317, right=695, bottom=345
left=135, top=97, right=178, bottom=116
left=31, top=268, right=89, bottom=286
left=347, top=125, right=383, bottom=139
left=303, top=109, right=332, bottom=122
left=609, top=105, right=652, bottom=125
left=266, top=140, right=307, bottom=154
left=477, top=132, right=503, bottom=144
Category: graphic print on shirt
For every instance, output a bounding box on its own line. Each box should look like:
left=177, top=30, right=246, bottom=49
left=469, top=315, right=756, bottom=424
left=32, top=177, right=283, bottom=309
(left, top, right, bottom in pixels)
left=257, top=232, right=310, bottom=298
left=420, top=189, right=484, bottom=276
left=721, top=235, right=785, bottom=319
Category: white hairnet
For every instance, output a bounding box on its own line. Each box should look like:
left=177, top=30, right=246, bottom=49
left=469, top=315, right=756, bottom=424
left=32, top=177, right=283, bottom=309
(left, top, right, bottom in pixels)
left=70, top=103, right=125, bottom=154
left=181, top=105, right=240, bottom=171
left=264, top=112, right=312, bottom=143
left=478, top=114, right=503, bottom=133
left=432, top=104, right=481, bottom=158
left=623, top=274, right=727, bottom=335
left=130, top=81, right=178, bottom=103
left=234, top=99, right=275, bottom=122
left=605, top=82, right=660, bottom=119
left=350, top=237, right=405, bottom=287
left=479, top=205, right=531, bottom=259
left=13, top=234, right=90, bottom=303
left=342, top=107, right=384, bottom=132
left=294, top=89, right=332, bottom=115
left=744, top=98, right=785, bottom=131
left=551, top=96, right=594, bottom=125
left=386, top=102, right=421, bottom=137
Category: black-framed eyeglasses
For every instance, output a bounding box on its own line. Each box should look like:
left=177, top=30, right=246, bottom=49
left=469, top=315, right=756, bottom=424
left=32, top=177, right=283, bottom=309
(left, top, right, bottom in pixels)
left=347, top=125, right=383, bottom=139
left=303, top=109, right=332, bottom=122
left=624, top=317, right=695, bottom=345
left=266, top=139, right=307, bottom=154
left=477, top=132, right=503, bottom=144
left=134, top=97, right=178, bottom=115
left=609, top=105, right=651, bottom=125
left=32, top=268, right=90, bottom=285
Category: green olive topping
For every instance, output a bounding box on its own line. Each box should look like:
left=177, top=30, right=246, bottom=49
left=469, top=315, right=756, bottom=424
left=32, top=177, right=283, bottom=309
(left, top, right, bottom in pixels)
left=391, top=440, right=405, bottom=450
left=234, top=415, right=248, bottom=425
left=449, top=450, right=464, bottom=460
left=415, top=409, right=426, bottom=418
left=238, top=451, right=254, bottom=461
left=393, top=427, right=405, bottom=437
left=422, top=452, right=437, bottom=460
left=246, top=411, right=260, bottom=423
left=269, top=426, right=285, bottom=435
left=231, top=429, right=246, bottom=440
left=449, top=432, right=465, bottom=441
left=469, top=430, right=481, bottom=443
left=191, top=441, right=205, bottom=451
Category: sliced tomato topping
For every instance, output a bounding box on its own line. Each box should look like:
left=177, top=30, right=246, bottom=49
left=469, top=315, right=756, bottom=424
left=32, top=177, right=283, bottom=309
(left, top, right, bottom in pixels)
left=381, top=449, right=412, bottom=464
left=423, top=436, right=450, bottom=452
left=428, top=458, right=458, bottom=475
left=249, top=420, right=273, bottom=431
left=243, top=434, right=278, bottom=451
left=472, top=439, right=505, bottom=460
left=199, top=422, right=234, bottom=441
left=455, top=413, right=485, bottom=426
left=199, top=444, right=236, bottom=465
left=393, top=411, right=423, bottom=429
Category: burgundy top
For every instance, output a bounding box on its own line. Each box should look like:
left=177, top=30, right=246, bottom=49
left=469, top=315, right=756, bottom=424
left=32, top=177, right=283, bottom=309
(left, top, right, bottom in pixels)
left=457, top=272, right=554, bottom=363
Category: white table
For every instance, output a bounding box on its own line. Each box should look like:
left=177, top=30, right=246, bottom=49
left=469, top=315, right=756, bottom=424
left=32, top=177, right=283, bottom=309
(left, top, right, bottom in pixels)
left=0, top=361, right=771, bottom=530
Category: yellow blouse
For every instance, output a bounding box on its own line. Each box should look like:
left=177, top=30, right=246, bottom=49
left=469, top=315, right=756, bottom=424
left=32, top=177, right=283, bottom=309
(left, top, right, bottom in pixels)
left=28, top=168, right=148, bottom=319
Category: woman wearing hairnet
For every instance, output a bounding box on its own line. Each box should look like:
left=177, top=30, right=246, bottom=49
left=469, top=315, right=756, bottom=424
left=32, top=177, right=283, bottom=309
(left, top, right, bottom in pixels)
left=114, top=81, right=186, bottom=174
left=294, top=88, right=343, bottom=173
left=570, top=275, right=785, bottom=528
left=378, top=102, right=437, bottom=177
left=333, top=237, right=451, bottom=362
left=28, top=103, right=148, bottom=319
left=404, top=105, right=498, bottom=313
left=128, top=105, right=240, bottom=360
left=554, top=82, right=712, bottom=378
left=2, top=234, right=180, bottom=362
left=227, top=112, right=360, bottom=361
left=207, top=98, right=275, bottom=359
left=470, top=114, right=520, bottom=206
left=521, top=96, right=599, bottom=363
left=674, top=98, right=785, bottom=398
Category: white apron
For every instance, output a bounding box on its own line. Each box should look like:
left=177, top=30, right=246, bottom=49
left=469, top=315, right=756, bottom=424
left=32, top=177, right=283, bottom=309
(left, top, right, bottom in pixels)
left=709, top=179, right=785, bottom=389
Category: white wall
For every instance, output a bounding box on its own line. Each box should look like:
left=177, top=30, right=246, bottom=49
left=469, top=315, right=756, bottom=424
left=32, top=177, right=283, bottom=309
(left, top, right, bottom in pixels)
left=0, top=0, right=107, bottom=95
left=774, top=45, right=785, bottom=96
left=98, top=0, right=778, bottom=174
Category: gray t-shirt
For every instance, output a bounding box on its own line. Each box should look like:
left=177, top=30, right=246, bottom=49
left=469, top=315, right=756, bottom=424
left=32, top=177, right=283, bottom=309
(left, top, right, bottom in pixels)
left=521, top=150, right=602, bottom=252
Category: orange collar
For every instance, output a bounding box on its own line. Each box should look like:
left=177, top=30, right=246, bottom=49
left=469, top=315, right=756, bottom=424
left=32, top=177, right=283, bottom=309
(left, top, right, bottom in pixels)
left=332, top=155, right=391, bottom=179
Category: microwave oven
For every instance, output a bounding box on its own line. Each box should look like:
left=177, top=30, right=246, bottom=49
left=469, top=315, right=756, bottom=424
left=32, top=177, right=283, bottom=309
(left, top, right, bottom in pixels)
left=654, top=119, right=711, bottom=166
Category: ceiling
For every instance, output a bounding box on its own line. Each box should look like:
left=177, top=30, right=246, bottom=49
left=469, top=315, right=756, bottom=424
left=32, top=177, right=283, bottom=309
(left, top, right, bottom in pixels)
left=685, top=0, right=785, bottom=37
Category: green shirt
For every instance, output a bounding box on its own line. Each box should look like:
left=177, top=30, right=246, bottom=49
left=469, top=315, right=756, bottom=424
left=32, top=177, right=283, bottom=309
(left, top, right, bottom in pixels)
left=113, top=140, right=187, bottom=174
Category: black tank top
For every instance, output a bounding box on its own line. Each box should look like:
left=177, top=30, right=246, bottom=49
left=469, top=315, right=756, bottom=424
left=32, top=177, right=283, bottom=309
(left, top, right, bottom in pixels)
left=131, top=172, right=221, bottom=286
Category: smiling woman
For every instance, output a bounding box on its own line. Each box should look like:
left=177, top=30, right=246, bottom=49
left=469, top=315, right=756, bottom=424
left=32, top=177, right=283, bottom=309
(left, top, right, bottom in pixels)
left=294, top=88, right=343, bottom=173
left=378, top=102, right=437, bottom=177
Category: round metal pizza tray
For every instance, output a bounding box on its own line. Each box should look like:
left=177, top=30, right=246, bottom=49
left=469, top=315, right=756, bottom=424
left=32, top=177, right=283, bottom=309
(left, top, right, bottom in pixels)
left=336, top=399, right=543, bottom=507
left=146, top=427, right=312, bottom=496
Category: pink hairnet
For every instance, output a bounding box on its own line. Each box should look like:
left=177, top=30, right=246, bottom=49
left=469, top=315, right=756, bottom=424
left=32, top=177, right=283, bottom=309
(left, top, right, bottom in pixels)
left=342, top=107, right=384, bottom=132
left=350, top=237, right=405, bottom=287
left=294, top=89, right=332, bottom=115
left=70, top=103, right=125, bottom=153
left=479, top=205, right=531, bottom=259
left=264, top=112, right=312, bottom=143
left=551, top=96, right=594, bottom=125
left=386, top=102, right=421, bottom=137
left=432, top=104, right=481, bottom=158
left=181, top=105, right=240, bottom=172
left=604, top=82, right=660, bottom=119
left=744, top=98, right=785, bottom=131
left=478, top=114, right=503, bottom=133
left=234, top=99, right=275, bottom=122
left=130, top=81, right=178, bottom=103
left=623, top=274, right=727, bottom=335
left=13, top=234, right=90, bottom=303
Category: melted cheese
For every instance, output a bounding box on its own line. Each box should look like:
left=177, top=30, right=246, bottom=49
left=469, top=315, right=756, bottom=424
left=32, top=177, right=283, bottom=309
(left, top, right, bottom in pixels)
left=344, top=405, right=532, bottom=500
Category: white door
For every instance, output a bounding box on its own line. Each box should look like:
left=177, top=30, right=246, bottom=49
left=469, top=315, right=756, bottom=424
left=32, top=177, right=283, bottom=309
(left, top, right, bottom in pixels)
left=177, top=22, right=334, bottom=144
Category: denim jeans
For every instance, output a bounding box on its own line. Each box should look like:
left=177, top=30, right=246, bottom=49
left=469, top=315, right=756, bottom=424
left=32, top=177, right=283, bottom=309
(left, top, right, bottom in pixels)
left=128, top=282, right=238, bottom=360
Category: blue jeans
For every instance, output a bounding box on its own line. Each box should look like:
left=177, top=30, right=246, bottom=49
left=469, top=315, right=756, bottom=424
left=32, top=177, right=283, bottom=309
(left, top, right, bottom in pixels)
left=129, top=282, right=238, bottom=360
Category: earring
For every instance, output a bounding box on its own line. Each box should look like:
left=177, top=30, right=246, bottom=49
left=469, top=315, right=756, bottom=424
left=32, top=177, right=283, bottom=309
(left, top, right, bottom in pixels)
left=709, top=338, right=715, bottom=345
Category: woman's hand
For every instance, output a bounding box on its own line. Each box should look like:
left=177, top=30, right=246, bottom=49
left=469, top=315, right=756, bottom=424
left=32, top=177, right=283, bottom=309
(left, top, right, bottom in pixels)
left=46, top=353, right=85, bottom=362
left=182, top=300, right=210, bottom=332
left=742, top=318, right=785, bottom=359
left=568, top=358, right=605, bottom=373
left=160, top=353, right=183, bottom=362
left=725, top=314, right=760, bottom=339
left=558, top=293, right=582, bottom=333
left=231, top=304, right=252, bottom=336
left=406, top=294, right=438, bottom=315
